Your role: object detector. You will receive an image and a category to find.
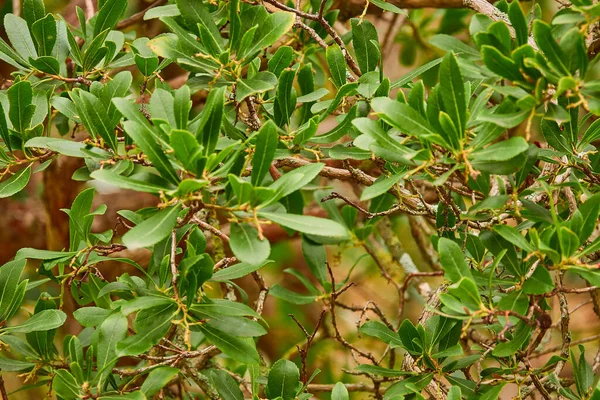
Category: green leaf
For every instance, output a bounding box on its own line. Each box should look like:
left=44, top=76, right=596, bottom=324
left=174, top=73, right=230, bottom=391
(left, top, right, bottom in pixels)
left=141, top=367, right=180, bottom=396
left=236, top=71, right=278, bottom=104
left=243, top=12, right=295, bottom=58
left=508, top=1, right=528, bottom=47
left=5, top=14, right=37, bottom=60
left=173, top=85, right=191, bottom=130
left=493, top=225, right=534, bottom=253
left=355, top=364, right=416, bottom=377
left=94, top=0, right=128, bottom=37
left=533, top=20, right=569, bottom=76
left=97, top=312, right=128, bottom=379
left=251, top=120, right=278, bottom=186
left=262, top=162, right=324, bottom=207
left=439, top=52, right=466, bottom=142
left=0, top=259, right=26, bottom=321
left=117, top=303, right=177, bottom=357
left=230, top=222, right=271, bottom=266
left=359, top=321, right=403, bottom=348
left=7, top=80, right=35, bottom=133
left=196, top=86, right=225, bottom=155
left=266, top=359, right=300, bottom=400
left=438, top=237, right=473, bottom=283
left=29, top=56, right=60, bottom=74
left=191, top=299, right=260, bottom=319
left=23, top=0, right=46, bottom=28
left=53, top=369, right=81, bottom=400
left=210, top=260, right=272, bottom=282
left=369, top=0, right=406, bottom=14
left=301, top=236, right=328, bottom=285
left=199, top=324, right=260, bottom=364
left=210, top=370, right=244, bottom=400
left=122, top=206, right=181, bottom=249
left=170, top=129, right=201, bottom=173
left=360, top=173, right=404, bottom=201
left=470, top=137, right=529, bottom=170
left=73, top=306, right=112, bottom=327
left=274, top=67, right=297, bottom=127
left=327, top=44, right=347, bottom=88
left=478, top=108, right=530, bottom=129
left=522, top=266, right=554, bottom=294
left=351, top=18, right=380, bottom=74
left=176, top=0, right=222, bottom=46
left=371, top=97, right=445, bottom=146
left=74, top=90, right=118, bottom=150
left=123, top=120, right=179, bottom=184
left=492, top=321, right=532, bottom=357
left=384, top=373, right=433, bottom=398
left=481, top=45, right=523, bottom=82
left=268, top=46, right=294, bottom=77
left=577, top=193, right=600, bottom=243
left=429, top=34, right=479, bottom=58
left=4, top=309, right=66, bottom=333
left=0, top=357, right=35, bottom=372
left=0, top=166, right=31, bottom=198
left=149, top=89, right=175, bottom=126
left=269, top=284, right=317, bottom=304
left=91, top=169, right=167, bottom=194
left=258, top=211, right=349, bottom=239
left=31, top=14, right=56, bottom=57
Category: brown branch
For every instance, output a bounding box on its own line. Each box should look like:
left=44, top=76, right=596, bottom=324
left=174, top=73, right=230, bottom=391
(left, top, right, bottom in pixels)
left=116, top=0, right=168, bottom=30
left=274, top=157, right=428, bottom=214
left=0, top=370, right=8, bottom=400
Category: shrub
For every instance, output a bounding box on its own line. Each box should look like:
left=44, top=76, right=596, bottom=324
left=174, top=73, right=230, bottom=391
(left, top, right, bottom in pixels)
left=1, top=0, right=600, bottom=398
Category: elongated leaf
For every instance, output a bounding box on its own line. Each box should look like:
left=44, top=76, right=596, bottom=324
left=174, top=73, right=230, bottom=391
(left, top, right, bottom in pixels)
left=251, top=120, right=278, bottom=186
left=199, top=324, right=260, bottom=364
left=7, top=80, right=35, bottom=133
left=438, top=237, right=473, bottom=283
left=91, top=169, right=167, bottom=193
left=4, top=309, right=66, bottom=333
left=123, top=120, right=179, bottom=184
left=439, top=52, right=466, bottom=142
left=94, top=0, right=128, bottom=37
left=266, top=359, right=300, bottom=400
left=0, top=166, right=31, bottom=198
left=351, top=18, right=379, bottom=74
left=359, top=321, right=403, bottom=348
left=97, top=313, right=128, bottom=378
left=230, top=222, right=271, bottom=266
left=0, top=259, right=26, bottom=321
left=258, top=211, right=349, bottom=239
left=533, top=20, right=569, bottom=76
left=5, top=14, right=37, bottom=60
left=122, top=206, right=181, bottom=249
left=196, top=86, right=225, bottom=155
left=31, top=14, right=56, bottom=56
left=327, top=44, right=347, bottom=88
left=211, top=260, right=272, bottom=282
left=243, top=12, right=295, bottom=58
left=371, top=97, right=444, bottom=146
left=141, top=367, right=180, bottom=396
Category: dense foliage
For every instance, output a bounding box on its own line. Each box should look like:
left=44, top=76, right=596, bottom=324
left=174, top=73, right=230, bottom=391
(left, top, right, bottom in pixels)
left=3, top=0, right=600, bottom=397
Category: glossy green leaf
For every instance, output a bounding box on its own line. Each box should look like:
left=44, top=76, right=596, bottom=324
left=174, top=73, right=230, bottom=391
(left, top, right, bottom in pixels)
left=351, top=18, right=380, bottom=73
left=0, top=166, right=31, bottom=198
left=122, top=206, right=181, bottom=249
left=251, top=120, right=278, bottom=186
left=258, top=211, right=349, bottom=239
left=94, top=0, right=128, bottom=37
left=230, top=222, right=271, bottom=266
left=266, top=359, right=300, bottom=400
